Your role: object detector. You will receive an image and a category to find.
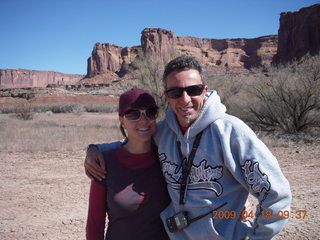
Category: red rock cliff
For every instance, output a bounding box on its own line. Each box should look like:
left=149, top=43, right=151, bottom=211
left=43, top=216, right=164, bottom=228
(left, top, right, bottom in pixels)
left=273, top=4, right=320, bottom=63
left=0, top=69, right=84, bottom=89
left=174, top=35, right=277, bottom=74
left=86, top=43, right=137, bottom=77
left=86, top=28, right=277, bottom=79
left=141, top=28, right=176, bottom=59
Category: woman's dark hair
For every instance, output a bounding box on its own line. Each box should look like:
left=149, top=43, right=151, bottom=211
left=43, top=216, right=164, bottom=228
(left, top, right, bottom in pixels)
left=120, top=125, right=128, bottom=144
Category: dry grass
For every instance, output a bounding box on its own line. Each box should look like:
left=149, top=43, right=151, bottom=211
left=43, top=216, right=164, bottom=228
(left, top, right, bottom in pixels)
left=0, top=112, right=122, bottom=152
left=0, top=112, right=318, bottom=153
left=0, top=102, right=118, bottom=115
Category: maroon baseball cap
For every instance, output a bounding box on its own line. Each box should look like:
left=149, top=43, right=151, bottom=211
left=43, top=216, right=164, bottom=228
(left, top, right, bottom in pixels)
left=118, top=88, right=157, bottom=116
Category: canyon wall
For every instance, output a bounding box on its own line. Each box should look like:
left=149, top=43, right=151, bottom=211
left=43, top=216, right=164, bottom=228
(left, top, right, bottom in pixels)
left=86, top=29, right=278, bottom=79
left=0, top=69, right=84, bottom=89
left=273, top=4, right=320, bottom=63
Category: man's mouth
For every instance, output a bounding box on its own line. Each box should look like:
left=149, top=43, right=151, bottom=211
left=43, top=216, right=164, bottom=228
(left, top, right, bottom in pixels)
left=180, top=107, right=194, bottom=114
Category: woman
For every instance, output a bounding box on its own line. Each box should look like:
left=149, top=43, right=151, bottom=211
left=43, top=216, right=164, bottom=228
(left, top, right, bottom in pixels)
left=86, top=88, right=171, bottom=240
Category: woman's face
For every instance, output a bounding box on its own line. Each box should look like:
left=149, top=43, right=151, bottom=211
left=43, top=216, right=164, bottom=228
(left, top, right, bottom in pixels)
left=120, top=108, right=157, bottom=143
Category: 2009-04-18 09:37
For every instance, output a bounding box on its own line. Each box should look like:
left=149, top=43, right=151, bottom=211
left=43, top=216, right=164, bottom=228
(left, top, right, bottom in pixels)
left=212, top=210, right=307, bottom=220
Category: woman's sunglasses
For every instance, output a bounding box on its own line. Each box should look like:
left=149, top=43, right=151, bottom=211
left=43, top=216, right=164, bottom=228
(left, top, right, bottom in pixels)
left=124, top=107, right=158, bottom=121
left=165, top=84, right=205, bottom=99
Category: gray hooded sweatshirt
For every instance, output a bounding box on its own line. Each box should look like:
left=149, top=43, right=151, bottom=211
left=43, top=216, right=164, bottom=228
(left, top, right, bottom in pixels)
left=153, top=90, right=291, bottom=240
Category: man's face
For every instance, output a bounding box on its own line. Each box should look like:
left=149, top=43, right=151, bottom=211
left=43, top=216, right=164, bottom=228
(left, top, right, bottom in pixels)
left=165, top=69, right=208, bottom=127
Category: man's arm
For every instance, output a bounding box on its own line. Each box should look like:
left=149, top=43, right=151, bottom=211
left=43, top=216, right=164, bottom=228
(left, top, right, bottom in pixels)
left=84, top=142, right=122, bottom=181
left=231, top=127, right=292, bottom=239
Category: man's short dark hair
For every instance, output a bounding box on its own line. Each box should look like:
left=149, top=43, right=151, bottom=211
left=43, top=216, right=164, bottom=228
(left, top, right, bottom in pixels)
left=163, top=56, right=207, bottom=88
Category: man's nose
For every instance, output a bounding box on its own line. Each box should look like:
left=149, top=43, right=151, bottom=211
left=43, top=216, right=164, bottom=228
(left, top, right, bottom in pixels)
left=179, top=90, right=191, bottom=103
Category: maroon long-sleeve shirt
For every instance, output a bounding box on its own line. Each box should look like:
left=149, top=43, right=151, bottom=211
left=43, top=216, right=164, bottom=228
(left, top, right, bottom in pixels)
left=86, top=146, right=170, bottom=240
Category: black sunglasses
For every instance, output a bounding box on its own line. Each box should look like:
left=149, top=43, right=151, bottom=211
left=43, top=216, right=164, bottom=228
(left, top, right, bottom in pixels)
left=165, top=84, right=205, bottom=99
left=124, top=107, right=158, bottom=121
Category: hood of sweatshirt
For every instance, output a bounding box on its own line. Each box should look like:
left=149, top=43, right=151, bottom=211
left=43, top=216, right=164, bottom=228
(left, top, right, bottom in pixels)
left=164, top=90, right=227, bottom=140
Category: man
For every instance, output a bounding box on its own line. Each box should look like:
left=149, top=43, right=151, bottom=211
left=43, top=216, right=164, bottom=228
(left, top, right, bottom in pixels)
left=85, top=56, right=291, bottom=239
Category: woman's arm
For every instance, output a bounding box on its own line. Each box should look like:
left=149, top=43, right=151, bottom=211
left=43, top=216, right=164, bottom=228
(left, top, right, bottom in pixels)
left=86, top=180, right=107, bottom=240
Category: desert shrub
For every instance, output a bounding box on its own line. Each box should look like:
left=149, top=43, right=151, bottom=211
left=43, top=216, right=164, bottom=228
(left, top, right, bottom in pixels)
left=207, top=73, right=245, bottom=117
left=51, top=103, right=81, bottom=113
left=130, top=47, right=178, bottom=120
left=31, top=104, right=51, bottom=113
left=246, top=55, right=320, bottom=133
left=13, top=102, right=34, bottom=120
left=32, top=103, right=78, bottom=113
left=31, top=103, right=117, bottom=114
left=0, top=106, right=14, bottom=114
left=72, top=104, right=85, bottom=115
left=84, top=103, right=118, bottom=113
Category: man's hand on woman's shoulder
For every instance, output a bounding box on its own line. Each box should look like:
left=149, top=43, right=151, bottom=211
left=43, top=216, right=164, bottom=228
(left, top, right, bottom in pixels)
left=84, top=144, right=105, bottom=181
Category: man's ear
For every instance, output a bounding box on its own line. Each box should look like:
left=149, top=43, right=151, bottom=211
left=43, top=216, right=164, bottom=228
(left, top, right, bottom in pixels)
left=203, top=85, right=209, bottom=94
left=164, top=90, right=169, bottom=100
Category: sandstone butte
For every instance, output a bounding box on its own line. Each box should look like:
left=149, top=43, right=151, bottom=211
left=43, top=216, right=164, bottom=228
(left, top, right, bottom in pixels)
left=0, top=3, right=319, bottom=89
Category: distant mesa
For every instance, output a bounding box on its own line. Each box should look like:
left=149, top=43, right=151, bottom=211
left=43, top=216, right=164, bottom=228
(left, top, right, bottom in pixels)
left=0, top=69, right=84, bottom=89
left=1, top=3, right=319, bottom=89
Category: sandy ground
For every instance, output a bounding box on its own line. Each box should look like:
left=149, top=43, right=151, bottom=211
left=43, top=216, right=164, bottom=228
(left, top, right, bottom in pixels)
left=0, top=141, right=319, bottom=239
left=0, top=151, right=88, bottom=240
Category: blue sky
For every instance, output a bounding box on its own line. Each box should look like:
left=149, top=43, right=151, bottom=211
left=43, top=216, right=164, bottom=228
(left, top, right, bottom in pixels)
left=0, top=0, right=319, bottom=74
